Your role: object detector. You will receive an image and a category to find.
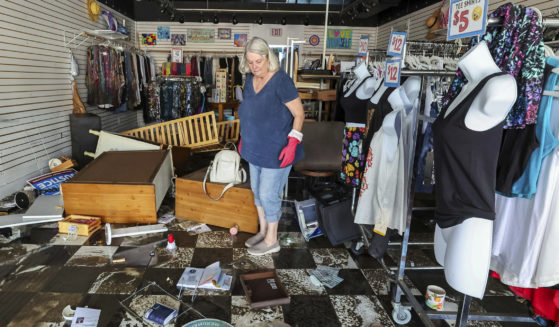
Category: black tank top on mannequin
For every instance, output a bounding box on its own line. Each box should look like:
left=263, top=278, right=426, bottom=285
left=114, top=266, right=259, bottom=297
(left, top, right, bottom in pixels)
left=339, top=76, right=375, bottom=124
left=433, top=72, right=507, bottom=228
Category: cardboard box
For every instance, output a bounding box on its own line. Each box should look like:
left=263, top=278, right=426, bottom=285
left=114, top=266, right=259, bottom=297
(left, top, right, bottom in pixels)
left=175, top=167, right=258, bottom=233
left=58, top=215, right=101, bottom=236
left=240, top=271, right=290, bottom=309
left=61, top=150, right=173, bottom=224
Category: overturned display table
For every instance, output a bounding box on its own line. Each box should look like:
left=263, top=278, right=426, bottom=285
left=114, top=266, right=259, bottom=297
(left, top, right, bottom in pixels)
left=175, top=167, right=258, bottom=234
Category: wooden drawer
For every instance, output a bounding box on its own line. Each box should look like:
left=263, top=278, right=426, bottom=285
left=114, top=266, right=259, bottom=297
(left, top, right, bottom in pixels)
left=62, top=150, right=173, bottom=224
left=175, top=168, right=258, bottom=233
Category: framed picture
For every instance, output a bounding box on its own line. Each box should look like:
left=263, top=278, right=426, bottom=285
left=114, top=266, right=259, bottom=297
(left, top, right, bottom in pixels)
left=171, top=48, right=183, bottom=63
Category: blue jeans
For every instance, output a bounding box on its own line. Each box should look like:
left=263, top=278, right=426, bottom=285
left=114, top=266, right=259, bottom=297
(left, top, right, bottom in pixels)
left=249, top=163, right=291, bottom=223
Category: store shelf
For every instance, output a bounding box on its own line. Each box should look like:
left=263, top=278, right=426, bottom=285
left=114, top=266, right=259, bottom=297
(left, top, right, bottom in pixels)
left=83, top=29, right=129, bottom=40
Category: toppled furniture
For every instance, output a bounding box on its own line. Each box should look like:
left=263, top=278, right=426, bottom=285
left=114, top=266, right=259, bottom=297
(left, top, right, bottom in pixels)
left=61, top=150, right=173, bottom=224
left=175, top=167, right=258, bottom=233
left=85, top=130, right=160, bottom=159
left=121, top=112, right=239, bottom=153
left=121, top=112, right=219, bottom=150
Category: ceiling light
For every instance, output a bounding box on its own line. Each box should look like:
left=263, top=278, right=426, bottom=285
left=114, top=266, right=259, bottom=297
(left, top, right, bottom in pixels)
left=170, top=11, right=175, bottom=20
left=257, top=16, right=263, bottom=25
left=281, top=17, right=286, bottom=25
left=213, top=15, right=219, bottom=24
left=303, top=16, right=309, bottom=26
left=232, top=15, right=238, bottom=25
left=179, top=15, right=185, bottom=23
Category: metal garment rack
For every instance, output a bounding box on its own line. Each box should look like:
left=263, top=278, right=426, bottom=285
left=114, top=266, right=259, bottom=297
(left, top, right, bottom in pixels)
left=388, top=70, right=537, bottom=327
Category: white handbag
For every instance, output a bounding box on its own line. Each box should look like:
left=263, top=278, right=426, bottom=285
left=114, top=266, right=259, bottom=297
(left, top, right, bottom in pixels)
left=203, top=143, right=247, bottom=201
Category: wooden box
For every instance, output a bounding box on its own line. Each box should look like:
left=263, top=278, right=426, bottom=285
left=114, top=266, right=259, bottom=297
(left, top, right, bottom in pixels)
left=58, top=215, right=101, bottom=236
left=175, top=167, right=258, bottom=233
left=240, top=271, right=290, bottom=309
left=61, top=150, right=173, bottom=224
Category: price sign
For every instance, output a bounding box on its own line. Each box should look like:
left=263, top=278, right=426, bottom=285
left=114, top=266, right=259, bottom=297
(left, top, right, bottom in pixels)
left=384, top=59, right=402, bottom=87
left=447, top=0, right=488, bottom=40
left=387, top=31, right=407, bottom=57
left=357, top=36, right=369, bottom=56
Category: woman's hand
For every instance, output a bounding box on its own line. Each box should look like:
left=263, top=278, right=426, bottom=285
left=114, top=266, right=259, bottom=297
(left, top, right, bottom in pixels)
left=279, top=136, right=300, bottom=167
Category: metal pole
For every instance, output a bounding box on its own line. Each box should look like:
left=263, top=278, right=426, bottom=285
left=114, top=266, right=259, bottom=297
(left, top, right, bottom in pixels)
left=456, top=295, right=473, bottom=327
left=321, top=0, right=329, bottom=70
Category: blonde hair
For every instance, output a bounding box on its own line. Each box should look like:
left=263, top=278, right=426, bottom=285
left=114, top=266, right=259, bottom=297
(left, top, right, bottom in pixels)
left=239, top=37, right=280, bottom=74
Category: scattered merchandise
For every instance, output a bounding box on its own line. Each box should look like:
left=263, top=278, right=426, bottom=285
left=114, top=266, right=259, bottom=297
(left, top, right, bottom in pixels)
left=294, top=197, right=324, bottom=242
left=425, top=285, right=447, bottom=311
left=309, top=265, right=344, bottom=289
left=184, top=319, right=233, bottom=327
left=49, top=155, right=77, bottom=172
left=0, top=188, right=36, bottom=211
left=22, top=195, right=64, bottom=220
left=71, top=307, right=100, bottom=326
left=144, top=302, right=177, bottom=325
left=111, top=240, right=163, bottom=265
left=166, top=233, right=177, bottom=251
left=240, top=271, right=290, bottom=309
left=157, top=212, right=176, bottom=225
left=62, top=305, right=75, bottom=321
left=177, top=261, right=232, bottom=291
left=58, top=215, right=101, bottom=236
left=105, top=223, right=168, bottom=245
left=85, top=130, right=160, bottom=160
left=186, top=223, right=212, bottom=235
left=27, top=169, right=77, bottom=195
left=229, top=223, right=239, bottom=235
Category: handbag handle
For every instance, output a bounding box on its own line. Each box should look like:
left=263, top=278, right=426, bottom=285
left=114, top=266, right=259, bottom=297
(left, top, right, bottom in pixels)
left=203, top=162, right=235, bottom=201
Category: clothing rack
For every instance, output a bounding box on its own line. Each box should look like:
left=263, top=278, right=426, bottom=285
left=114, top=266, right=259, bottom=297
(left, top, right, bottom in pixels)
left=388, top=69, right=538, bottom=327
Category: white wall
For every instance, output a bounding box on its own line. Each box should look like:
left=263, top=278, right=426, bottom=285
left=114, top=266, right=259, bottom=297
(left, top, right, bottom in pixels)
left=0, top=0, right=140, bottom=198
left=377, top=0, right=559, bottom=48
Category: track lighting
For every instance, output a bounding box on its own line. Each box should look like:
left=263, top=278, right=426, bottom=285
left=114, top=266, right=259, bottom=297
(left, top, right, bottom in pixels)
left=232, top=15, right=238, bottom=25
left=170, top=11, right=175, bottom=21
left=257, top=16, right=263, bottom=25
left=213, top=15, right=219, bottom=24
left=159, top=0, right=168, bottom=13
left=281, top=16, right=286, bottom=25
left=199, top=13, right=205, bottom=23
left=179, top=15, right=185, bottom=23
left=303, top=16, right=309, bottom=26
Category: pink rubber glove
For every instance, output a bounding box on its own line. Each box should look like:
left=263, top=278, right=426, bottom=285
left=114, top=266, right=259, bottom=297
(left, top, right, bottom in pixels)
left=238, top=139, right=242, bottom=154
left=279, top=137, right=300, bottom=168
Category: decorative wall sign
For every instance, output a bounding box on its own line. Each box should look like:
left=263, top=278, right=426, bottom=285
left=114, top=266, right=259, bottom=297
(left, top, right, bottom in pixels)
left=270, top=28, right=282, bottom=37
left=171, top=48, right=183, bottom=63
left=171, top=34, right=186, bottom=45
left=157, top=26, right=170, bottom=39
left=218, top=28, right=232, bottom=40
left=141, top=33, right=156, bottom=45
left=309, top=34, right=320, bottom=46
left=187, top=29, right=215, bottom=43
left=327, top=28, right=352, bottom=49
left=234, top=34, right=247, bottom=47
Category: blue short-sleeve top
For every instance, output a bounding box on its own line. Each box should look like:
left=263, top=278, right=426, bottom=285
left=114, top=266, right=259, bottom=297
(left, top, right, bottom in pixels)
left=238, top=69, right=304, bottom=168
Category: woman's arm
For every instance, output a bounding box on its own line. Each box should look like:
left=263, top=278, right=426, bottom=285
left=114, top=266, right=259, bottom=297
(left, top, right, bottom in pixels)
left=284, top=97, right=305, bottom=132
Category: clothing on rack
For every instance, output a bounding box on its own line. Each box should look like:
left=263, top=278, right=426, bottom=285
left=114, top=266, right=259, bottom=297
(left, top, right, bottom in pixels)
left=433, top=72, right=507, bottom=228
left=441, top=3, right=545, bottom=129
left=157, top=77, right=203, bottom=122
left=491, top=59, right=559, bottom=289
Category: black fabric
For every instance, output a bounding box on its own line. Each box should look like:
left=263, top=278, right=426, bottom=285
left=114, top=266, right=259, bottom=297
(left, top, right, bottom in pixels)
left=496, top=125, right=539, bottom=193
left=367, top=228, right=395, bottom=260
left=364, top=87, right=395, bottom=150
left=317, top=199, right=361, bottom=246
left=338, top=76, right=375, bottom=124
left=432, top=72, right=506, bottom=228
left=69, top=113, right=101, bottom=169
left=233, top=57, right=243, bottom=86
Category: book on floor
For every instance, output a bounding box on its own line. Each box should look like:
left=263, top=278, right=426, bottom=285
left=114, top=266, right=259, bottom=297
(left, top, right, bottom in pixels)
left=177, top=261, right=232, bottom=291
left=71, top=307, right=100, bottom=327
left=144, top=302, right=178, bottom=326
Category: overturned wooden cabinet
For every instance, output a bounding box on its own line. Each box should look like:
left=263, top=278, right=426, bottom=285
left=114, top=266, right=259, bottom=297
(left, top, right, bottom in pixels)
left=175, top=168, right=258, bottom=233
left=61, top=150, right=173, bottom=223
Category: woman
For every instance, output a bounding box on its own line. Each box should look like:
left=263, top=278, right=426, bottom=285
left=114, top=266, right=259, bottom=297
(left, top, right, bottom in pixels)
left=238, top=37, right=305, bottom=256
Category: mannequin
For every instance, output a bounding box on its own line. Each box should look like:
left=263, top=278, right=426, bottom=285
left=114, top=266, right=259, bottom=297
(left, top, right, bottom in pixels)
left=433, top=40, right=517, bottom=299
left=343, top=62, right=370, bottom=94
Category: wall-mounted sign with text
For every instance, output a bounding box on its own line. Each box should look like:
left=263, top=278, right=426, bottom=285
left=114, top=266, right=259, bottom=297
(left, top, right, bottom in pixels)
left=358, top=36, right=369, bottom=56
left=327, top=28, right=352, bottom=49
left=384, top=59, right=402, bottom=87
left=447, top=0, right=488, bottom=40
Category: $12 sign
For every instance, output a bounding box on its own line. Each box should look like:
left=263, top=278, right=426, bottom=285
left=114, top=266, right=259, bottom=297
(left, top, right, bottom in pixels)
left=384, top=59, right=402, bottom=87
left=387, top=31, right=407, bottom=57
left=447, top=0, right=488, bottom=40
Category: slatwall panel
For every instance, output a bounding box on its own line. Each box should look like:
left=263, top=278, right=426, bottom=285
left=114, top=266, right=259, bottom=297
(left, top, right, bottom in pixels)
left=0, top=0, right=139, bottom=198
left=377, top=0, right=559, bottom=48
left=136, top=21, right=378, bottom=69
left=136, top=22, right=250, bottom=70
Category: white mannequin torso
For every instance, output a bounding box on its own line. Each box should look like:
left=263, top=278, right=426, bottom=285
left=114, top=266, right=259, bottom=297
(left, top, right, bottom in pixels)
left=343, top=62, right=371, bottom=97
left=434, top=40, right=517, bottom=300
